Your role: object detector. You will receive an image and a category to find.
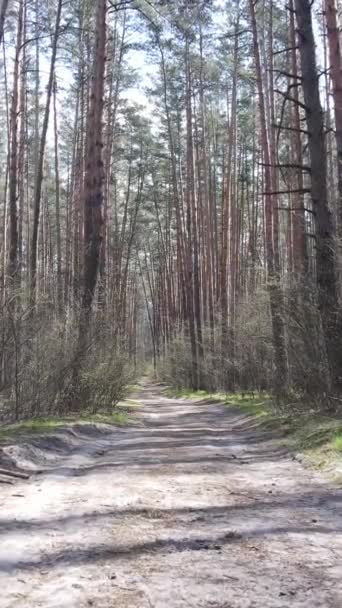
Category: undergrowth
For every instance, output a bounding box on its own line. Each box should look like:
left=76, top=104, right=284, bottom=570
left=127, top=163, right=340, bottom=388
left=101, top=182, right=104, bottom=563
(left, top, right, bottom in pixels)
left=0, top=407, right=130, bottom=444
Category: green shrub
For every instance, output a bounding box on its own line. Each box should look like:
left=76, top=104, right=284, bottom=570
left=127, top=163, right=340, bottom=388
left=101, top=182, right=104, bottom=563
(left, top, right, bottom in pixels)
left=79, top=355, right=132, bottom=414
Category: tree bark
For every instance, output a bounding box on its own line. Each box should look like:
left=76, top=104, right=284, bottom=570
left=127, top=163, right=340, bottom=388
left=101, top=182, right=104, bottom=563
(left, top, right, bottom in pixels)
left=324, top=0, right=342, bottom=239
left=249, top=0, right=289, bottom=395
left=79, top=0, right=107, bottom=332
left=30, top=0, right=63, bottom=304
left=185, top=30, right=202, bottom=389
left=8, top=0, right=23, bottom=283
left=0, top=0, right=9, bottom=46
left=289, top=0, right=308, bottom=275
left=295, top=0, right=342, bottom=389
left=53, top=75, right=62, bottom=314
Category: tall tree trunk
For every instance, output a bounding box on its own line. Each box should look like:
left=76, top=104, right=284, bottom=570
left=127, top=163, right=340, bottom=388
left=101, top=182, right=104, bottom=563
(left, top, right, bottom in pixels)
left=79, top=0, right=107, bottom=334
left=267, top=0, right=280, bottom=275
left=324, top=0, right=342, bottom=239
left=8, top=0, right=23, bottom=283
left=186, top=32, right=203, bottom=388
left=53, top=75, right=62, bottom=314
left=289, top=0, right=308, bottom=275
left=30, top=0, right=63, bottom=304
left=295, top=0, right=342, bottom=389
left=222, top=16, right=239, bottom=389
left=157, top=35, right=188, bottom=332
left=249, top=0, right=289, bottom=395
left=0, top=0, right=9, bottom=45
left=17, top=0, right=26, bottom=285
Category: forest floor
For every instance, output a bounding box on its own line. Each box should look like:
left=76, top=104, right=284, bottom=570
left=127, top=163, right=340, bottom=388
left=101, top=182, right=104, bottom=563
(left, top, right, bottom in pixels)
left=0, top=381, right=342, bottom=608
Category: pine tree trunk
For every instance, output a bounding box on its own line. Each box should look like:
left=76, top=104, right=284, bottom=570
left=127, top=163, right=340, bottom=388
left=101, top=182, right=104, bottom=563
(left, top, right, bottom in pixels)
left=17, top=0, right=26, bottom=284
left=295, top=0, right=342, bottom=389
left=8, top=0, right=23, bottom=283
left=186, top=34, right=203, bottom=387
left=0, top=0, right=9, bottom=45
left=289, top=0, right=308, bottom=275
left=30, top=0, right=63, bottom=304
left=249, top=0, right=289, bottom=395
left=324, top=0, right=342, bottom=238
left=80, top=0, right=107, bottom=333
left=53, top=76, right=62, bottom=314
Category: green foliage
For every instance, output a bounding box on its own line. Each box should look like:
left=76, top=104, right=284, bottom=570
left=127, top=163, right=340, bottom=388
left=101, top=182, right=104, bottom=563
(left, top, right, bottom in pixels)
left=0, top=418, right=70, bottom=442
left=79, top=356, right=131, bottom=414
left=164, top=386, right=272, bottom=415
left=164, top=387, right=210, bottom=400
left=158, top=336, right=195, bottom=390
left=332, top=435, right=342, bottom=453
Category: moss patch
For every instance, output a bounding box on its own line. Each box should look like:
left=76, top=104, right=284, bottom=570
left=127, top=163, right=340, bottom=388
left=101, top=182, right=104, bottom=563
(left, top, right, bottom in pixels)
left=119, top=398, right=141, bottom=408
left=0, top=384, right=142, bottom=445
left=164, top=387, right=216, bottom=400
left=0, top=409, right=130, bottom=444
left=126, top=384, right=142, bottom=394
left=164, top=386, right=271, bottom=416
left=331, top=434, right=342, bottom=453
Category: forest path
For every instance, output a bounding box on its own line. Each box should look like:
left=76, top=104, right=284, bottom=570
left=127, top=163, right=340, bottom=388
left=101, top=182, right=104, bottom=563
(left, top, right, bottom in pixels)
left=1, top=381, right=342, bottom=608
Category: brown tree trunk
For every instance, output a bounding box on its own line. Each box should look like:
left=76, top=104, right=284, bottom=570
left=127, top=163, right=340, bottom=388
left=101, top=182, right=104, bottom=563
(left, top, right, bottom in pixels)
left=157, top=35, right=188, bottom=331
left=8, top=0, right=23, bottom=283
left=267, top=0, right=280, bottom=275
left=295, top=0, right=342, bottom=389
left=17, top=0, right=26, bottom=284
left=53, top=75, right=62, bottom=314
left=289, top=0, right=308, bottom=275
left=30, top=0, right=63, bottom=304
left=324, top=0, right=342, bottom=238
left=249, top=0, right=289, bottom=395
left=186, top=32, right=202, bottom=388
left=80, top=0, right=106, bottom=332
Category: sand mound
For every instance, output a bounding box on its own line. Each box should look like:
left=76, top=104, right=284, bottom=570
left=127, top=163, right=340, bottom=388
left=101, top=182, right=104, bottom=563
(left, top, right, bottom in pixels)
left=0, top=423, right=116, bottom=474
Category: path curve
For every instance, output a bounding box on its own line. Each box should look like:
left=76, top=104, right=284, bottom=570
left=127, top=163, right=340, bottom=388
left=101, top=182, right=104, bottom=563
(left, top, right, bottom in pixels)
left=1, top=382, right=342, bottom=607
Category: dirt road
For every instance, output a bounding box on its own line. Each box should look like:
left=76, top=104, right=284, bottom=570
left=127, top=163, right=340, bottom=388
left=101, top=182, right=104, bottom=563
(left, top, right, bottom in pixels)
left=1, top=383, right=342, bottom=607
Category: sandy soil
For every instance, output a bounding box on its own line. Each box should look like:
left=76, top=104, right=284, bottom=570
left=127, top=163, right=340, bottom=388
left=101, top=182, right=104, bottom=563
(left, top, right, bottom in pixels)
left=1, top=382, right=342, bottom=608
